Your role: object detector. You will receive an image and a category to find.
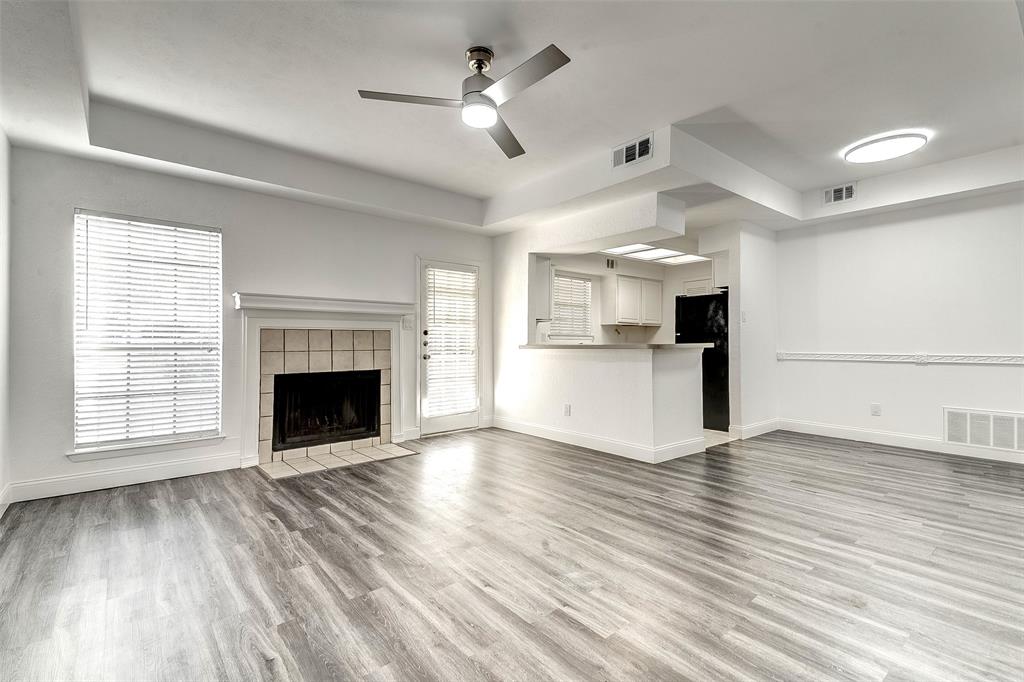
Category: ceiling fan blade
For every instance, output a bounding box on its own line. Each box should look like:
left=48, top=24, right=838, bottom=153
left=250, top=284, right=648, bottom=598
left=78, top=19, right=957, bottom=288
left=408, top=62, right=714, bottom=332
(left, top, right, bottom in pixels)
left=481, top=44, right=570, bottom=106
left=487, top=114, right=525, bottom=159
left=358, top=90, right=462, bottom=108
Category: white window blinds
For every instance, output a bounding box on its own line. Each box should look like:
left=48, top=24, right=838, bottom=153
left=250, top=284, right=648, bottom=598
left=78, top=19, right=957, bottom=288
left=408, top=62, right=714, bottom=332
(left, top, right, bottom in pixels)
left=551, top=273, right=593, bottom=338
left=423, top=265, right=478, bottom=419
left=73, top=211, right=223, bottom=448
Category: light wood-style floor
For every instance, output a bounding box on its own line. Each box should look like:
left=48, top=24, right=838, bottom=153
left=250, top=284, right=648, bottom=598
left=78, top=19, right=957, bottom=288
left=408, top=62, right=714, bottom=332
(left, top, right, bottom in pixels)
left=1, top=429, right=1021, bottom=681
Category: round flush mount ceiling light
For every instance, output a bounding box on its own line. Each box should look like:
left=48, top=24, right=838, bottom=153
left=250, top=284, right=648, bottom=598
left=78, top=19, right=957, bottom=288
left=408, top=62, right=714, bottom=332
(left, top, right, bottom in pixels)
left=842, top=130, right=930, bottom=164
left=461, top=93, right=497, bottom=128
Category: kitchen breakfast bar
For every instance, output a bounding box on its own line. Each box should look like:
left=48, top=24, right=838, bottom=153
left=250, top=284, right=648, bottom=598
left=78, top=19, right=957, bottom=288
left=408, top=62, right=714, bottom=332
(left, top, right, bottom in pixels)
left=513, top=343, right=713, bottom=463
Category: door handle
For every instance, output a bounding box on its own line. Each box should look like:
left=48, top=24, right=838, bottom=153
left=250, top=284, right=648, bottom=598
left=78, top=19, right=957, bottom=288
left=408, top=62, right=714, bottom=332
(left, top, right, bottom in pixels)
left=422, top=354, right=431, bottom=360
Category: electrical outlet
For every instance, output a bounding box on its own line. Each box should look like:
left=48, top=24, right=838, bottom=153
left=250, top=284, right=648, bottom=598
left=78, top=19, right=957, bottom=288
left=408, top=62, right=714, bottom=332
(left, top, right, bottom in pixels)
left=870, top=403, right=881, bottom=417
left=563, top=404, right=572, bottom=417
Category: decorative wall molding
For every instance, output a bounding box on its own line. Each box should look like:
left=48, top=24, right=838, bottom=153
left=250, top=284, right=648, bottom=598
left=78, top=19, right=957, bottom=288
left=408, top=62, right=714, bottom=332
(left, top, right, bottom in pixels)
left=233, top=292, right=415, bottom=317
left=777, top=352, right=1023, bottom=366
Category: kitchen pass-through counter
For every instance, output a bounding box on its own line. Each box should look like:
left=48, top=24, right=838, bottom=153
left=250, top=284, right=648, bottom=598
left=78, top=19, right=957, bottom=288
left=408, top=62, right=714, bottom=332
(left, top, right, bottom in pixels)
left=507, top=343, right=714, bottom=463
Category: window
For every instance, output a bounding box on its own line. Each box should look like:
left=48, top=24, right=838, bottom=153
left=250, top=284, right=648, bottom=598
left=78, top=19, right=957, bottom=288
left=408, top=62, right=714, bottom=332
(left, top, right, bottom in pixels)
left=550, top=272, right=593, bottom=339
left=73, top=210, right=223, bottom=449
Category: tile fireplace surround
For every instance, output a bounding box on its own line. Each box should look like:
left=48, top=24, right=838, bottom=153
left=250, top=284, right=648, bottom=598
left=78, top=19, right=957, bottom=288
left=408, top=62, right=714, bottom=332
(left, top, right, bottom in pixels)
left=258, top=327, right=392, bottom=464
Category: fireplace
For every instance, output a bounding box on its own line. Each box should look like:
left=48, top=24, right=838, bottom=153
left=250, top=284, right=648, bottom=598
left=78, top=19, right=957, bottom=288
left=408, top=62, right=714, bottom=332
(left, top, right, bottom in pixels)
left=253, top=326, right=394, bottom=464
left=273, top=370, right=381, bottom=450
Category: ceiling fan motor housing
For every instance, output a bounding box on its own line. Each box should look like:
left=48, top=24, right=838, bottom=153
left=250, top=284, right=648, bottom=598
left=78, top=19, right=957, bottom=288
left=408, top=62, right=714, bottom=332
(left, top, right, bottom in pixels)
left=462, top=72, right=495, bottom=100
left=465, top=46, right=493, bottom=72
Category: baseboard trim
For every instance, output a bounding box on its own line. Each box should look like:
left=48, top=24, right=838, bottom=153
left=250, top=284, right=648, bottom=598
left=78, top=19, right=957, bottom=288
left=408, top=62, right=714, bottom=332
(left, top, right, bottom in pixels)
left=4, top=451, right=243, bottom=504
left=0, top=483, right=10, bottom=522
left=732, top=418, right=781, bottom=439
left=492, top=417, right=705, bottom=464
left=777, top=418, right=1024, bottom=465
left=394, top=427, right=421, bottom=443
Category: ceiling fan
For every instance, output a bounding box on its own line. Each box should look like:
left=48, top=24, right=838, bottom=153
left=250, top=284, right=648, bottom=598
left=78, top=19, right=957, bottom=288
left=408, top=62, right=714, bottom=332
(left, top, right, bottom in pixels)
left=358, top=44, right=570, bottom=159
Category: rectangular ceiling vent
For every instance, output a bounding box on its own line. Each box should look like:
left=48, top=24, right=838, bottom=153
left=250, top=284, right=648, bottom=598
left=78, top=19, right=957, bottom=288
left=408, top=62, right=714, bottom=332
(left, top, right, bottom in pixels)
left=605, top=258, right=617, bottom=270
left=612, top=133, right=653, bottom=168
left=944, top=407, right=1024, bottom=452
left=823, top=183, right=856, bottom=205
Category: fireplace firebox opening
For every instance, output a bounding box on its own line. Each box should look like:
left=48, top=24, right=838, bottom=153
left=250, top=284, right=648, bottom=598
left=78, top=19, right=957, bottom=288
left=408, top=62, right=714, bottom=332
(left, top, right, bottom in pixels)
left=272, top=370, right=381, bottom=451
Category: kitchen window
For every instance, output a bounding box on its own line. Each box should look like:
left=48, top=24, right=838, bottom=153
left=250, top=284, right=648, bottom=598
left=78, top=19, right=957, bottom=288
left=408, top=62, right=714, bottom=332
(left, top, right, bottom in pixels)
left=550, top=272, right=594, bottom=340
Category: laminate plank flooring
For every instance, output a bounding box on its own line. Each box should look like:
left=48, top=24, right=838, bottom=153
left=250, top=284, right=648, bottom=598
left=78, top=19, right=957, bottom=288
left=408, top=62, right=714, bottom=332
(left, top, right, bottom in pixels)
left=0, top=429, right=1021, bottom=681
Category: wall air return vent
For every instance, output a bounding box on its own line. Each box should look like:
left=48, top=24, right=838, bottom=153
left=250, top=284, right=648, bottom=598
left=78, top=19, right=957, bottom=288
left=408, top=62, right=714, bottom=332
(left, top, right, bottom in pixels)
left=944, top=407, right=1024, bottom=452
left=606, top=258, right=617, bottom=270
left=612, top=133, right=653, bottom=168
left=823, top=183, right=856, bottom=205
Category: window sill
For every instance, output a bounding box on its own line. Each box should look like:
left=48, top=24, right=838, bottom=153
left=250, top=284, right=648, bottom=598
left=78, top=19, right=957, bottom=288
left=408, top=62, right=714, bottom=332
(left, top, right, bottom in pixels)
left=67, top=433, right=226, bottom=462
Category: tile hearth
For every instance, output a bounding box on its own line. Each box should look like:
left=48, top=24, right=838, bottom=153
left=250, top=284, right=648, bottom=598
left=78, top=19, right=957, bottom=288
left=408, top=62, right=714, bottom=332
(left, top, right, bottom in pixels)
left=258, top=443, right=418, bottom=479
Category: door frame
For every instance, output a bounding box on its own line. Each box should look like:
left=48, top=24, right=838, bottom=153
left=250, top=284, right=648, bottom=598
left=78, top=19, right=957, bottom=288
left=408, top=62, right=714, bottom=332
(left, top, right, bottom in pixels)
left=417, top=257, right=481, bottom=436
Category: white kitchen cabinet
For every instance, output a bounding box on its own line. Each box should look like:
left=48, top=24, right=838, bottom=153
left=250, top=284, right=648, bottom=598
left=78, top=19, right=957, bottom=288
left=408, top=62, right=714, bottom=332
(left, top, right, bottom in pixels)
left=617, top=276, right=642, bottom=324
left=640, top=278, right=663, bottom=325
left=711, top=252, right=729, bottom=289
left=603, top=275, right=662, bottom=326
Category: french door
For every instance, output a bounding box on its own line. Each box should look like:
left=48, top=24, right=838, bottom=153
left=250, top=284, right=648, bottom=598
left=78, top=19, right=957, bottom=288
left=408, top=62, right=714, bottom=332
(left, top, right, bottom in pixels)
left=420, top=261, right=480, bottom=435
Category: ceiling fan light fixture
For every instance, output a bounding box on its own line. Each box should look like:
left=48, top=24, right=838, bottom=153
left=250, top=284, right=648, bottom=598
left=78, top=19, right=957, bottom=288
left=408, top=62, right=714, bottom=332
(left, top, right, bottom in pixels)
left=461, top=92, right=497, bottom=128
left=461, top=102, right=497, bottom=129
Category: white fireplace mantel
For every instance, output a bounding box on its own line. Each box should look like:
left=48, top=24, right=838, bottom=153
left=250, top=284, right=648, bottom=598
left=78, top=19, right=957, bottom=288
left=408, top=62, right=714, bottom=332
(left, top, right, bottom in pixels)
left=233, top=292, right=416, bottom=317
left=236, top=292, right=417, bottom=468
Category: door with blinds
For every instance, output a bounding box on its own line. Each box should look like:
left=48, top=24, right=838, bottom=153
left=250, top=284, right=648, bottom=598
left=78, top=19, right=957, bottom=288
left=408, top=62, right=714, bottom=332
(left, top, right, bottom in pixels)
left=420, top=261, right=479, bottom=435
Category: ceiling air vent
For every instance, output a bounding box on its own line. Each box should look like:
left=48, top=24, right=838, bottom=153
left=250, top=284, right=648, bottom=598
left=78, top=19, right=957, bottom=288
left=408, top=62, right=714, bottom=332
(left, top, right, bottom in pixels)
left=612, top=133, right=653, bottom=168
left=944, top=407, right=1024, bottom=452
left=823, top=183, right=856, bottom=205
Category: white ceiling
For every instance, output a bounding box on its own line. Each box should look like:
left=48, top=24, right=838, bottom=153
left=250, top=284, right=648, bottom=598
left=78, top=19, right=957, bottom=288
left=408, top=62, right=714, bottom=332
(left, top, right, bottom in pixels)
left=53, top=0, right=1022, bottom=199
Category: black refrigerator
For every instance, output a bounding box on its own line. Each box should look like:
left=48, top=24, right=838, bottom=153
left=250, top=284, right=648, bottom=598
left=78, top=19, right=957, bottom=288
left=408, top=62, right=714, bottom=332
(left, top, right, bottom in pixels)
left=675, top=292, right=729, bottom=432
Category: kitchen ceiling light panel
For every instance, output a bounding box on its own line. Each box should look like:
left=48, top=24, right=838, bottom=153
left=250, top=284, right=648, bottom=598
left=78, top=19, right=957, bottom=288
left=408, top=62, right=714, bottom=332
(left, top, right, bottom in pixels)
left=601, top=244, right=654, bottom=255
left=629, top=248, right=684, bottom=260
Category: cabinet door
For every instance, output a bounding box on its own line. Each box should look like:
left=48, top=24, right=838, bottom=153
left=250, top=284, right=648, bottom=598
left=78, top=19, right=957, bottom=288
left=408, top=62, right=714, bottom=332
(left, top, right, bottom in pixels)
left=640, top=278, right=663, bottom=325
left=683, top=278, right=712, bottom=296
left=616, top=276, right=642, bottom=324
left=712, top=253, right=729, bottom=288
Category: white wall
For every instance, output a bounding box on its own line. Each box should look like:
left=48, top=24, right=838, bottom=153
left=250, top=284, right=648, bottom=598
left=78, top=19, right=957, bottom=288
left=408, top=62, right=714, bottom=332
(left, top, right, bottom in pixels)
left=737, top=224, right=778, bottom=433
left=0, top=131, right=10, bottom=513
left=776, top=189, right=1024, bottom=455
left=6, top=147, right=493, bottom=501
